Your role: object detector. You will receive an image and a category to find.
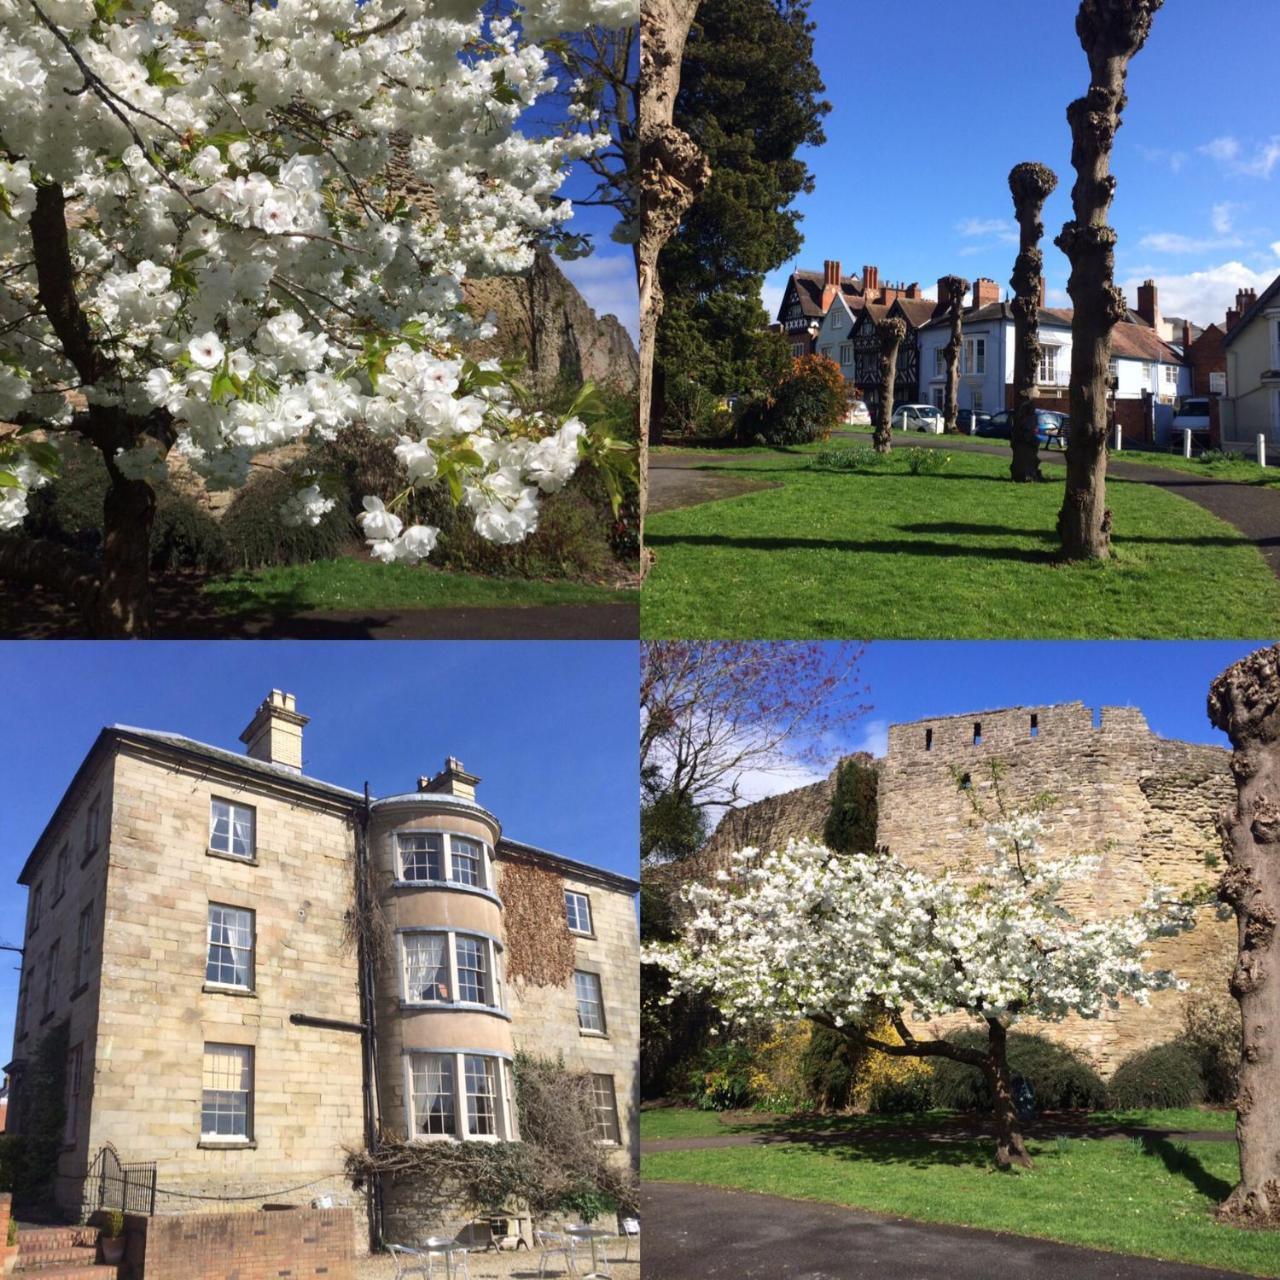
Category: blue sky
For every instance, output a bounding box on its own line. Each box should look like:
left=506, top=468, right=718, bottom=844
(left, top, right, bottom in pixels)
left=731, top=640, right=1269, bottom=802
left=763, top=0, right=1280, bottom=330
left=0, top=641, right=638, bottom=1062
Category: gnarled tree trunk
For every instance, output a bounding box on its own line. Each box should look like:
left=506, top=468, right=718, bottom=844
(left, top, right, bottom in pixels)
left=1207, top=645, right=1280, bottom=1227
left=1055, top=0, right=1161, bottom=559
left=940, top=276, right=968, bottom=435
left=985, top=1018, right=1033, bottom=1170
left=98, top=448, right=158, bottom=638
left=872, top=317, right=906, bottom=455
left=637, top=0, right=711, bottom=576
left=1008, top=163, right=1058, bottom=484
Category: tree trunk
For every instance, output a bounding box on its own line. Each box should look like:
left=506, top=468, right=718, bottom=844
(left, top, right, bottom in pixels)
left=986, top=1018, right=1033, bottom=1170
left=872, top=317, right=906, bottom=455
left=1008, top=163, right=1058, bottom=484
left=97, top=447, right=157, bottom=638
left=1207, top=645, right=1280, bottom=1227
left=940, top=276, right=969, bottom=435
left=1054, top=0, right=1161, bottom=558
left=637, top=0, right=711, bottom=576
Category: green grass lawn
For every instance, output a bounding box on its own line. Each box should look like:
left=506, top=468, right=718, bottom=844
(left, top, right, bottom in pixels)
left=641, top=446, right=1280, bottom=638
left=643, top=1136, right=1280, bottom=1276
left=204, top=557, right=637, bottom=615
left=639, top=1106, right=1236, bottom=1141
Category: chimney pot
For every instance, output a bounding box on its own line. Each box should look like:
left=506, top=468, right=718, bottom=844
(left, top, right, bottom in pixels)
left=422, top=757, right=482, bottom=802
left=972, top=278, right=1000, bottom=308
left=240, top=691, right=309, bottom=773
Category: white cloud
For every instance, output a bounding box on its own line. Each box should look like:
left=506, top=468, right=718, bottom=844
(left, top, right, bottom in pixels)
left=1138, top=145, right=1187, bottom=174
left=762, top=282, right=785, bottom=323
left=1273, top=241, right=1280, bottom=258
left=1120, top=261, right=1279, bottom=327
left=1200, top=135, right=1280, bottom=179
left=1138, top=231, right=1243, bottom=254
left=848, top=718, right=889, bottom=759
left=555, top=250, right=638, bottom=342
left=1211, top=202, right=1238, bottom=235
left=957, top=217, right=1018, bottom=245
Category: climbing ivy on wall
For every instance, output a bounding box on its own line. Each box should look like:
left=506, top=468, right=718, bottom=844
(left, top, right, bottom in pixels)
left=499, top=858, right=576, bottom=987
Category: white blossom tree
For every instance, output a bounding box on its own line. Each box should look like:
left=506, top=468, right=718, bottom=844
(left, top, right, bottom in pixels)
left=0, top=0, right=637, bottom=634
left=648, top=813, right=1198, bottom=1168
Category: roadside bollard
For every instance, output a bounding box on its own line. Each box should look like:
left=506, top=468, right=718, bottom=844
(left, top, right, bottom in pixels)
left=1259, top=434, right=1268, bottom=469
left=1183, top=427, right=1192, bottom=459
left=1114, top=424, right=1122, bottom=451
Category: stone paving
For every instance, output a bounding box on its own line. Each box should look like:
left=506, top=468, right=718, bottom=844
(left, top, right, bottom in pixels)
left=355, top=1241, right=640, bottom=1279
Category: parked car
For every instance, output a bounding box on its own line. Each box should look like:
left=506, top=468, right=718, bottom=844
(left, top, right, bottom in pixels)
left=957, top=409, right=992, bottom=433
left=844, top=399, right=871, bottom=426
left=891, top=403, right=945, bottom=433
left=976, top=408, right=1068, bottom=448
left=1168, top=397, right=1212, bottom=453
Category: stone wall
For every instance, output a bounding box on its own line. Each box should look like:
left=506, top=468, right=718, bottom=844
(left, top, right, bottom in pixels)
left=120, top=1206, right=354, bottom=1280
left=88, top=742, right=368, bottom=1247
left=694, top=704, right=1235, bottom=1073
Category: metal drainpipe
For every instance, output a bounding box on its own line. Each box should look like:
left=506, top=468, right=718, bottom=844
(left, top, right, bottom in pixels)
left=355, top=784, right=384, bottom=1253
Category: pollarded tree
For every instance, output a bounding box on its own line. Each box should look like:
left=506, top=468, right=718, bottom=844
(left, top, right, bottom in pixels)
left=939, top=276, right=969, bottom=436
left=0, top=0, right=637, bottom=634
left=648, top=812, right=1196, bottom=1169
left=1207, top=644, right=1280, bottom=1228
left=1054, top=0, right=1163, bottom=559
left=1008, top=163, right=1058, bottom=484
left=872, top=316, right=906, bottom=455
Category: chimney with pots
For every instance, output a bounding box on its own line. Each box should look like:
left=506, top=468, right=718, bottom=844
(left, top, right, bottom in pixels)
left=1137, top=279, right=1160, bottom=330
left=240, top=690, right=309, bottom=773
left=862, top=264, right=880, bottom=299
left=1236, top=287, right=1257, bottom=317
left=419, top=757, right=481, bottom=802
left=821, top=259, right=842, bottom=310
left=905, top=282, right=921, bottom=299
left=972, top=277, right=1000, bottom=308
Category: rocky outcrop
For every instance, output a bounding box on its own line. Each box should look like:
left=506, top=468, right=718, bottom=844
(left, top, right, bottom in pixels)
left=464, top=251, right=638, bottom=395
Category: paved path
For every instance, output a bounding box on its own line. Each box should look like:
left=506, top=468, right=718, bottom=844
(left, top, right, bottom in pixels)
left=649, top=437, right=1280, bottom=578
left=640, top=1182, right=1257, bottom=1280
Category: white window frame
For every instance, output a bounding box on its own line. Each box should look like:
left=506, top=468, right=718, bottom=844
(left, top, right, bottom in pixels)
left=75, top=901, right=93, bottom=989
left=839, top=342, right=854, bottom=364
left=590, top=1074, right=621, bottom=1145
left=395, top=830, right=491, bottom=892
left=934, top=348, right=947, bottom=377
left=931, top=386, right=945, bottom=409
left=405, top=1051, right=512, bottom=1143
left=206, top=903, right=255, bottom=991
left=1162, top=363, right=1178, bottom=386
left=209, top=798, right=255, bottom=860
left=963, top=336, right=986, bottom=376
left=399, top=929, right=504, bottom=1012
left=201, top=1043, right=254, bottom=1142
left=64, top=1043, right=83, bottom=1145
left=1140, top=361, right=1152, bottom=386
left=1038, top=345, right=1059, bottom=384
left=574, top=969, right=606, bottom=1035
left=820, top=344, right=833, bottom=359
left=565, top=891, right=593, bottom=936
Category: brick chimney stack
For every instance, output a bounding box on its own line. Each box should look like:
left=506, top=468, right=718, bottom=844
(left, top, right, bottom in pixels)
left=420, top=757, right=481, bottom=802
left=905, top=282, right=921, bottom=299
left=862, top=264, right=880, bottom=300
left=1038, top=277, right=1046, bottom=309
left=1236, top=287, right=1257, bottom=317
left=972, top=278, right=1000, bottom=308
left=240, top=690, right=309, bottom=773
left=1182, top=318, right=1193, bottom=349
left=821, top=259, right=842, bottom=310
left=1137, top=279, right=1160, bottom=330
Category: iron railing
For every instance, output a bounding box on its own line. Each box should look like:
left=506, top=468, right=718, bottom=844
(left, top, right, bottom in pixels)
left=87, top=1144, right=157, bottom=1217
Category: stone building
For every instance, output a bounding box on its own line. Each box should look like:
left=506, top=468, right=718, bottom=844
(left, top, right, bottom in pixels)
left=695, top=702, right=1234, bottom=1074
left=3, top=692, right=639, bottom=1247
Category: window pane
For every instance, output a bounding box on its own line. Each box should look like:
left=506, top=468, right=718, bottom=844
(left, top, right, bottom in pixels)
left=450, top=837, right=483, bottom=888
left=206, top=905, right=253, bottom=987
left=211, top=800, right=253, bottom=858
left=464, top=1055, right=496, bottom=1136
left=455, top=936, right=487, bottom=1004
left=412, top=1054, right=456, bottom=1136
left=202, top=1044, right=251, bottom=1138
left=565, top=892, right=592, bottom=934
left=575, top=970, right=604, bottom=1033
left=404, top=934, right=449, bottom=1002
left=591, top=1074, right=620, bottom=1143
left=398, top=833, right=443, bottom=882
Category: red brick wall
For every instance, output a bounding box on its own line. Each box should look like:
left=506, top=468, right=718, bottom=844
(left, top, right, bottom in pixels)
left=1001, top=387, right=1153, bottom=446
left=121, top=1207, right=354, bottom=1280
left=1187, top=327, right=1226, bottom=398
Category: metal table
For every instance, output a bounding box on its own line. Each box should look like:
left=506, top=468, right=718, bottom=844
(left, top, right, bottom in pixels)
left=418, top=1237, right=471, bottom=1279
left=565, top=1226, right=614, bottom=1279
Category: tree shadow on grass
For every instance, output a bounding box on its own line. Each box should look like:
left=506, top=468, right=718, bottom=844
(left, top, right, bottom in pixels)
left=894, top=521, right=1251, bottom=550
left=1138, top=1136, right=1233, bottom=1203
left=644, top=532, right=1061, bottom=563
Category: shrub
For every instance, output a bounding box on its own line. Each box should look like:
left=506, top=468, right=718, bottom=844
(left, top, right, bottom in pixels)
left=7, top=1216, right=16, bottom=1247
left=743, top=355, right=847, bottom=447
left=866, top=1070, right=935, bottom=1115
left=903, top=447, right=950, bottom=476
left=930, top=1030, right=1107, bottom=1112
left=221, top=469, right=356, bottom=570
left=1107, top=1042, right=1205, bottom=1110
left=101, top=1210, right=125, bottom=1239
left=800, top=1023, right=861, bottom=1111
left=747, top=1023, right=812, bottom=1113
left=149, top=490, right=228, bottom=572
left=687, top=1042, right=755, bottom=1112
left=663, top=376, right=721, bottom=439
left=1182, top=990, right=1240, bottom=1104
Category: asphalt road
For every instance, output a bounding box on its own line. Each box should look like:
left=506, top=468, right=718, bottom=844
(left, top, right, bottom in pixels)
left=640, top=1182, right=1259, bottom=1280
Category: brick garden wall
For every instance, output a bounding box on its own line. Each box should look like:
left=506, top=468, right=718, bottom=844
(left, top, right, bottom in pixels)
left=120, top=1206, right=354, bottom=1280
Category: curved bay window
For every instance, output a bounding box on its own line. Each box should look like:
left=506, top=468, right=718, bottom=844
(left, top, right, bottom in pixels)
left=395, top=830, right=493, bottom=893
left=400, top=930, right=504, bottom=1012
left=407, top=1051, right=514, bottom=1142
